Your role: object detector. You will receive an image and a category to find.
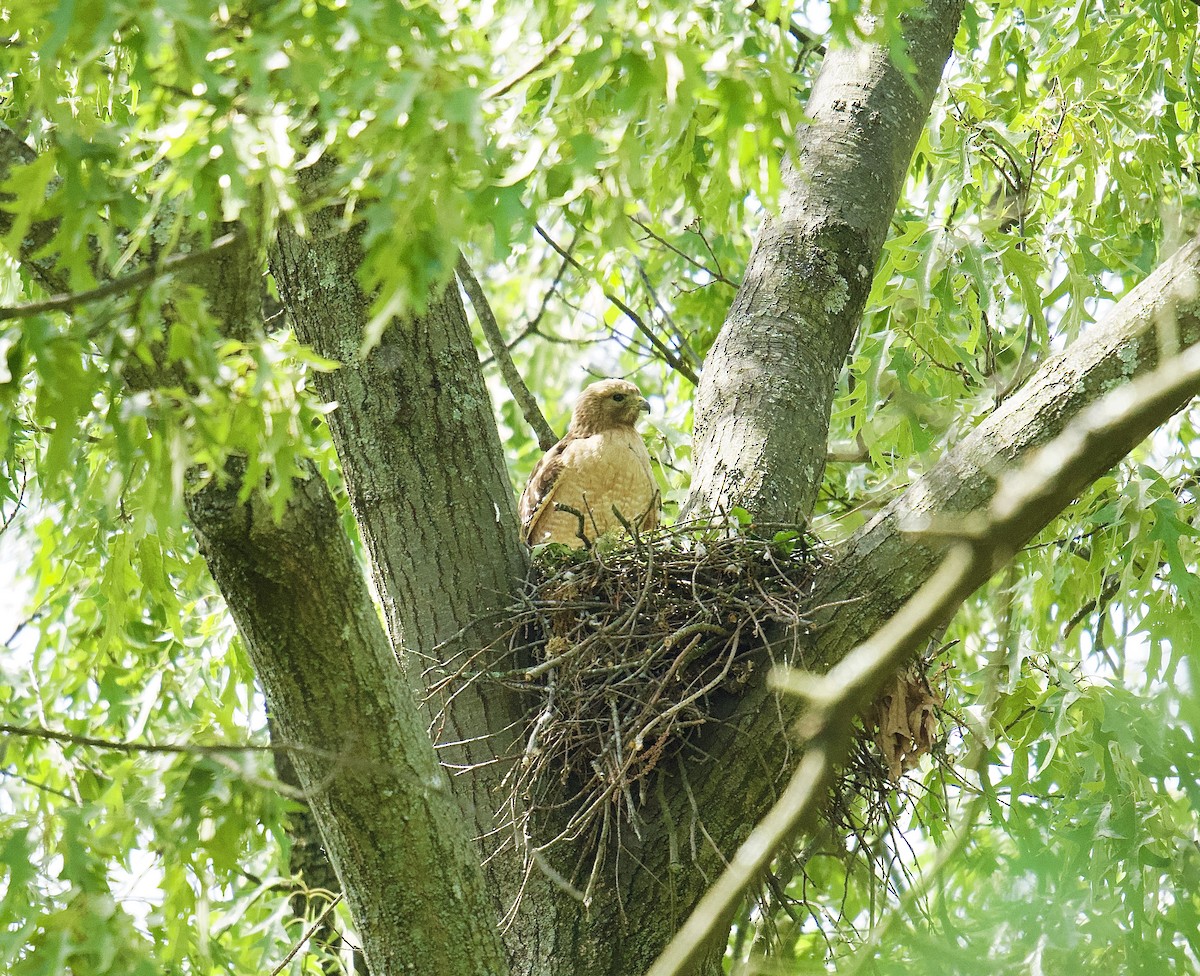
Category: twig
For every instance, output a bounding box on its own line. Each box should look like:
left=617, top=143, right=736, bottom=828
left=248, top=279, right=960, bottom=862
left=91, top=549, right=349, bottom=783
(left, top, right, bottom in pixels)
left=0, top=765, right=75, bottom=800
left=268, top=893, right=344, bottom=976
left=0, top=720, right=339, bottom=761
left=457, top=251, right=558, bottom=450
left=629, top=215, right=740, bottom=290
left=483, top=4, right=596, bottom=100
left=482, top=231, right=580, bottom=365
left=0, top=231, right=243, bottom=321
left=746, top=0, right=826, bottom=55
left=534, top=224, right=699, bottom=385
left=0, top=458, right=27, bottom=536
left=636, top=260, right=701, bottom=368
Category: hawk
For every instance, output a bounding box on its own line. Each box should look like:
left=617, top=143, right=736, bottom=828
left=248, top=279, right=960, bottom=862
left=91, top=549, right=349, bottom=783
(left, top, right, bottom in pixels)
left=519, top=379, right=659, bottom=547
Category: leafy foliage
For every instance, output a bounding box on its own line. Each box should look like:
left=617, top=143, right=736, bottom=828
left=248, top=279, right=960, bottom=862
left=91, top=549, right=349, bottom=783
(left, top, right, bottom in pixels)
left=0, top=0, right=1198, bottom=973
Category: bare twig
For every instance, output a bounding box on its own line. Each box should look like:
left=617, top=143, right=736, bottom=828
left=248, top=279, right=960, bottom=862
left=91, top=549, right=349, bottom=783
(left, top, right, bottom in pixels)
left=457, top=251, right=558, bottom=450
left=534, top=224, right=700, bottom=385
left=0, top=231, right=243, bottom=321
left=0, top=458, right=27, bottom=536
left=483, top=4, right=596, bottom=100
left=746, top=0, right=826, bottom=55
left=629, top=215, right=740, bottom=290
left=0, top=720, right=340, bottom=761
left=482, top=231, right=580, bottom=365
left=268, top=893, right=344, bottom=976
left=636, top=260, right=701, bottom=368
left=0, top=765, right=75, bottom=800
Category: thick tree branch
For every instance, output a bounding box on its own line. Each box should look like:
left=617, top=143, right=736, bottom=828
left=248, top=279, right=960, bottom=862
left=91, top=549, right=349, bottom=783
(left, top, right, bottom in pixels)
left=457, top=251, right=559, bottom=450
left=518, top=9, right=970, bottom=971
left=188, top=462, right=510, bottom=976
left=269, top=162, right=557, bottom=973
left=652, top=336, right=1200, bottom=975
left=688, top=0, right=966, bottom=521
left=807, top=236, right=1200, bottom=654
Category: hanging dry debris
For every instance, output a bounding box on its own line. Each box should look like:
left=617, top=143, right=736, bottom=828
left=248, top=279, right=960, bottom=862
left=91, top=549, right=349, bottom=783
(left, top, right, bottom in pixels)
left=867, top=667, right=944, bottom=781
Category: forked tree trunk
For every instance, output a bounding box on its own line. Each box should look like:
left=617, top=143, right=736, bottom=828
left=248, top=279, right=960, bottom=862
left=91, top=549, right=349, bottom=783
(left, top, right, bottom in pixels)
left=15, top=1, right=1200, bottom=973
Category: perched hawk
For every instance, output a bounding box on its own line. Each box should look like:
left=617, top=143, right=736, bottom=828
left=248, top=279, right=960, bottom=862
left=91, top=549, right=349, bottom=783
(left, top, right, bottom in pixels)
left=519, top=379, right=659, bottom=547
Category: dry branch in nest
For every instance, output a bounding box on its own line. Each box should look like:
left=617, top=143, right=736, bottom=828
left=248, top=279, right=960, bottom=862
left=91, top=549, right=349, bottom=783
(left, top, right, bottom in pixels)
left=428, top=519, right=954, bottom=910
left=466, top=520, right=828, bottom=876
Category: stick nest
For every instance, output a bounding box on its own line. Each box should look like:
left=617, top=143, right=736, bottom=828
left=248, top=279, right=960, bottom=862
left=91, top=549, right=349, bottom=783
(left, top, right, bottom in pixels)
left=485, top=521, right=828, bottom=853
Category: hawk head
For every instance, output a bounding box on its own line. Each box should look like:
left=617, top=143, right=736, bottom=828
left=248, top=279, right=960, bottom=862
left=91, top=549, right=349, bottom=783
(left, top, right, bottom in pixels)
left=567, top=379, right=651, bottom=437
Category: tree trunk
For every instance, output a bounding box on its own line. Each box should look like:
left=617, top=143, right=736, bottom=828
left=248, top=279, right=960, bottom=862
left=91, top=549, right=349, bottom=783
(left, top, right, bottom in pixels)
left=267, top=165, right=579, bottom=973
left=186, top=460, right=510, bottom=976
left=261, top=4, right=972, bottom=973
left=688, top=0, right=965, bottom=523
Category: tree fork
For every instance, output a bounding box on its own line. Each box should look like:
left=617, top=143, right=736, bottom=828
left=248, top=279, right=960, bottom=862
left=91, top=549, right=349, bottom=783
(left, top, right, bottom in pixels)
left=0, top=124, right=511, bottom=976
left=267, top=164, right=574, bottom=974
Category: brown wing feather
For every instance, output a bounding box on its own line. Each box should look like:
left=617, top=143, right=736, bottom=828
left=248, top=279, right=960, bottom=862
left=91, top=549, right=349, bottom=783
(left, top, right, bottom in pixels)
left=518, top=437, right=570, bottom=543
left=641, top=491, right=660, bottom=532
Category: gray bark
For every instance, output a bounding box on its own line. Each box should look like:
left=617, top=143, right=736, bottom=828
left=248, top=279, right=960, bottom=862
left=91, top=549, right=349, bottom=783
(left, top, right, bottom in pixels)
left=186, top=462, right=509, bottom=976
left=688, top=0, right=965, bottom=523
left=0, top=127, right=509, bottom=976
left=267, top=166, right=570, bottom=974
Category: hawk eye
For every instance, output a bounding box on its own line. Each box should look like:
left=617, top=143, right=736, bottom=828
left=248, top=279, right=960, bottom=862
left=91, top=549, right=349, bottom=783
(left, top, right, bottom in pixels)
left=612, top=393, right=626, bottom=402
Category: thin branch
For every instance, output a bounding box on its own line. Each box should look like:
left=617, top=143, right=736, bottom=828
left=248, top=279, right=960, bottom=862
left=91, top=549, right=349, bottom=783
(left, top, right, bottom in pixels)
left=636, top=260, right=701, bottom=368
left=0, top=765, right=76, bottom=800
left=629, top=215, right=740, bottom=290
left=646, top=339, right=1200, bottom=976
left=268, top=893, right=344, bottom=976
left=481, top=231, right=580, bottom=365
left=0, top=720, right=340, bottom=761
left=524, top=230, right=577, bottom=334
left=483, top=4, right=596, bottom=100
left=0, top=458, right=27, bottom=536
left=746, top=0, right=826, bottom=55
left=825, top=436, right=869, bottom=463
left=534, top=223, right=699, bottom=385
left=457, top=251, right=559, bottom=450
left=0, top=231, right=244, bottom=321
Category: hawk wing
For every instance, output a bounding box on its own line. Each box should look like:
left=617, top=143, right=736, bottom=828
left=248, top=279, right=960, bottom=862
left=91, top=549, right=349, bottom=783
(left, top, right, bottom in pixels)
left=518, top=436, right=571, bottom=544
left=520, top=431, right=659, bottom=546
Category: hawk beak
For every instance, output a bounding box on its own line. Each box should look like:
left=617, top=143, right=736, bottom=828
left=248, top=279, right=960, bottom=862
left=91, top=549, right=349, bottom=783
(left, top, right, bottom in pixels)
left=639, top=399, right=651, bottom=414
